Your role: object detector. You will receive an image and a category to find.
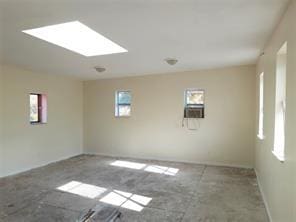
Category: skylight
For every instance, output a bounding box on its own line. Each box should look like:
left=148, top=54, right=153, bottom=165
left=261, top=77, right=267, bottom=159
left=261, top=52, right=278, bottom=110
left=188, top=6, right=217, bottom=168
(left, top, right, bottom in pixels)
left=22, top=21, right=127, bottom=57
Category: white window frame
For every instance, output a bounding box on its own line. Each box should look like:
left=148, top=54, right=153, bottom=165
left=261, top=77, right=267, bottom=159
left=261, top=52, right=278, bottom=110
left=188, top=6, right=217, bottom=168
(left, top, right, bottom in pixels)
left=273, top=42, right=287, bottom=162
left=115, top=90, right=131, bottom=117
left=257, top=72, right=265, bottom=140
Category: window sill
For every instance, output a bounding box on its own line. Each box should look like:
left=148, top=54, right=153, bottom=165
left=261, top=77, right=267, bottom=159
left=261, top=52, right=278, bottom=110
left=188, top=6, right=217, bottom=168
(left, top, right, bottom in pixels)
left=30, top=122, right=47, bottom=125
left=115, top=116, right=131, bottom=118
left=257, top=134, right=265, bottom=140
left=272, top=150, right=285, bottom=162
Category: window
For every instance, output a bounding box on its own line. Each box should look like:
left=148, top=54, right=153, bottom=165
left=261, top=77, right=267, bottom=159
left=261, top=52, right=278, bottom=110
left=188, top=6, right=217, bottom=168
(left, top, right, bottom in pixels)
left=30, top=93, right=47, bottom=124
left=273, top=42, right=287, bottom=161
left=185, top=89, right=204, bottom=107
left=115, top=91, right=131, bottom=117
left=258, top=72, right=264, bottom=139
left=184, top=89, right=205, bottom=118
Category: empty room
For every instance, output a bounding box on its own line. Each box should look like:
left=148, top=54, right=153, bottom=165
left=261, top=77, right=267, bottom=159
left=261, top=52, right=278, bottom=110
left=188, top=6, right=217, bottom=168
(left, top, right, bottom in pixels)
left=0, top=0, right=295, bottom=221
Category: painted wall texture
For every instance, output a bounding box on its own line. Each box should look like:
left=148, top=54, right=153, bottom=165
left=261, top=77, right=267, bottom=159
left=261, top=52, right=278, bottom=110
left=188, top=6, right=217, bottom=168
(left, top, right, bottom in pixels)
left=84, top=65, right=256, bottom=168
left=0, top=66, right=83, bottom=177
left=255, top=0, right=296, bottom=221
left=0, top=68, right=4, bottom=176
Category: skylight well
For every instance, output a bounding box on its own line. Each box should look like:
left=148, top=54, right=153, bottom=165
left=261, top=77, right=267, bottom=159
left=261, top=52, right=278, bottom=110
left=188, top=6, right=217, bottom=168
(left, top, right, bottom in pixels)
left=22, top=21, right=127, bottom=57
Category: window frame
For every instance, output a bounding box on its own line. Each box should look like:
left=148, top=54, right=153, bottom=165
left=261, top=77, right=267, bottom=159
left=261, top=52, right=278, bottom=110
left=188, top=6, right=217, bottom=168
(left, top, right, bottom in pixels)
left=115, top=90, right=132, bottom=117
left=257, top=72, right=265, bottom=140
left=29, top=93, right=47, bottom=125
left=30, top=93, right=42, bottom=124
left=273, top=42, right=287, bottom=162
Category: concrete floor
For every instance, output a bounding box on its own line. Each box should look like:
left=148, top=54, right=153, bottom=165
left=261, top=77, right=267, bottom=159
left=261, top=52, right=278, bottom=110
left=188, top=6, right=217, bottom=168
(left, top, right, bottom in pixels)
left=0, top=155, right=269, bottom=222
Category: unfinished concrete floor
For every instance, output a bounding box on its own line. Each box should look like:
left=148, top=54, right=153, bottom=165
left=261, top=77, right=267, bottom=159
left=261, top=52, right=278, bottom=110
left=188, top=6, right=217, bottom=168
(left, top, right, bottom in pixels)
left=0, top=155, right=269, bottom=222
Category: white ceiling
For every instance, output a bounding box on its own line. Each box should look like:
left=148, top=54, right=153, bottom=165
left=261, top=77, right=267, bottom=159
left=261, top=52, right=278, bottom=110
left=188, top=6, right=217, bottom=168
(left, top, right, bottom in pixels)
left=0, top=0, right=290, bottom=79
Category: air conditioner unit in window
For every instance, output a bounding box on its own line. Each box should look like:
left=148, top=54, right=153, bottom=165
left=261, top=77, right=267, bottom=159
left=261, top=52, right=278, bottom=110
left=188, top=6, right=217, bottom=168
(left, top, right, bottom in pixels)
left=184, top=106, right=204, bottom=118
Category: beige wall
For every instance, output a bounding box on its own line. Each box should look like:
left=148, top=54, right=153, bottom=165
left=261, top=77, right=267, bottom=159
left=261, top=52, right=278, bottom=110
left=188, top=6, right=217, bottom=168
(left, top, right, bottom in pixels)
left=0, top=65, right=83, bottom=177
left=0, top=68, right=3, bottom=175
left=255, top=0, right=296, bottom=221
left=84, top=65, right=256, bottom=167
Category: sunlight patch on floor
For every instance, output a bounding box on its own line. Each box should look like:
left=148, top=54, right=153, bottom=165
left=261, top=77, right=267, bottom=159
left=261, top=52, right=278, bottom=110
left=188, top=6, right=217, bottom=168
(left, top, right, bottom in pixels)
left=110, top=160, right=146, bottom=170
left=144, top=165, right=179, bottom=176
left=57, top=181, right=107, bottom=199
left=57, top=181, right=152, bottom=212
left=100, top=190, right=152, bottom=212
left=110, top=160, right=179, bottom=176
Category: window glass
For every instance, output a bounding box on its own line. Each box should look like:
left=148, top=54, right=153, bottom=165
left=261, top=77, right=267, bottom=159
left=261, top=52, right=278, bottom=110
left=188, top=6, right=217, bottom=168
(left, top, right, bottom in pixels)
left=30, top=94, right=39, bottom=123
left=30, top=93, right=47, bottom=124
left=116, top=91, right=131, bottom=117
left=185, top=90, right=204, bottom=106
left=118, top=91, right=131, bottom=105
left=118, top=105, right=131, bottom=116
left=258, top=73, right=264, bottom=139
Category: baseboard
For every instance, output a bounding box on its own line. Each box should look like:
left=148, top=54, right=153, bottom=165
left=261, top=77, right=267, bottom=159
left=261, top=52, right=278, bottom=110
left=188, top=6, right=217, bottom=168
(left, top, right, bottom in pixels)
left=1, top=150, right=253, bottom=177
left=84, top=151, right=253, bottom=169
left=0, top=152, right=83, bottom=178
left=255, top=169, right=273, bottom=222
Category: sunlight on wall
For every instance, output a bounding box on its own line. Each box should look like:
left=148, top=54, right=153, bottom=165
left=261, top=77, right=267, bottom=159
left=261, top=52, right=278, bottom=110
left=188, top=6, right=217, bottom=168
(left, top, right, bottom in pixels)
left=100, top=190, right=152, bottom=212
left=110, top=160, right=179, bottom=176
left=57, top=181, right=107, bottom=199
